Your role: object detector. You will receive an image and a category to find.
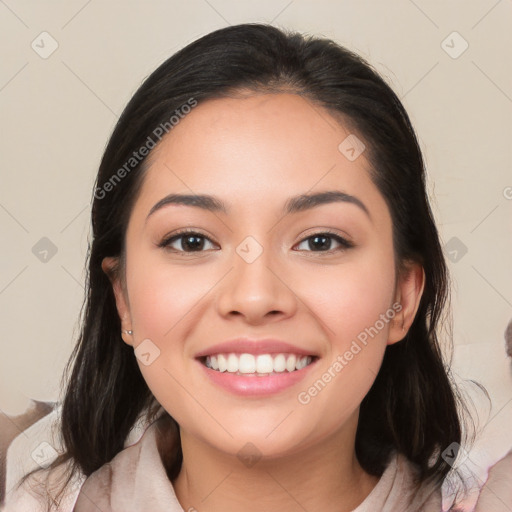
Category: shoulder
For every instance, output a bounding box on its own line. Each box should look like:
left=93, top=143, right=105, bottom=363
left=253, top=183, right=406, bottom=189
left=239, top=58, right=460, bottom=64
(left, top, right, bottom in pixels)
left=73, top=443, right=142, bottom=511
left=73, top=415, right=183, bottom=512
left=395, top=454, right=443, bottom=512
left=73, top=426, right=149, bottom=511
left=354, top=451, right=442, bottom=512
left=1, top=400, right=84, bottom=512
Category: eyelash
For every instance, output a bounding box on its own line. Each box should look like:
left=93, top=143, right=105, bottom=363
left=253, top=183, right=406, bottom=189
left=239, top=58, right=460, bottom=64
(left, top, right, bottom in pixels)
left=157, top=229, right=355, bottom=255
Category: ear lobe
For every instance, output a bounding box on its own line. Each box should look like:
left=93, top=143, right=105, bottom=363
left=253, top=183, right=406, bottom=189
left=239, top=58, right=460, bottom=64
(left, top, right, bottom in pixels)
left=387, top=263, right=425, bottom=345
left=101, top=256, right=134, bottom=346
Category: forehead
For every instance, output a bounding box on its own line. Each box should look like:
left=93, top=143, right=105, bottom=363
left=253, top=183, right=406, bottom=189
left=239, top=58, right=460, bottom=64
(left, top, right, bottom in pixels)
left=134, top=93, right=388, bottom=222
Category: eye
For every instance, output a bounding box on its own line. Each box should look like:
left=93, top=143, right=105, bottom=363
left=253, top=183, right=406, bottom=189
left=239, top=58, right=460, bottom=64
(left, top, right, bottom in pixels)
left=158, top=229, right=354, bottom=255
left=158, top=230, right=217, bottom=253
left=294, top=231, right=354, bottom=253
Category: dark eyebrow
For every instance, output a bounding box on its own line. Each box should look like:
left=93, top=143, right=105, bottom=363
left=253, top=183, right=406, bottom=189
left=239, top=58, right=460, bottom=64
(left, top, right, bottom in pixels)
left=147, top=194, right=228, bottom=221
left=146, top=190, right=371, bottom=222
left=283, top=191, right=371, bottom=220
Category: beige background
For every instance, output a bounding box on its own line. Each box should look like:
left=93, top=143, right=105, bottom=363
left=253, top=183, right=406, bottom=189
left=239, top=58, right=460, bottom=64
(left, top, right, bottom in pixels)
left=1, top=0, right=511, bottom=486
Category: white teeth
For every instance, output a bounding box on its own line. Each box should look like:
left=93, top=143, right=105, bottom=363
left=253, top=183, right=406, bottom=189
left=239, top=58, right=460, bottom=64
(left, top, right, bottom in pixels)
left=286, top=354, right=297, bottom=372
left=239, top=353, right=256, bottom=373
left=256, top=354, right=274, bottom=373
left=204, top=353, right=313, bottom=374
left=227, top=353, right=238, bottom=373
left=218, top=354, right=227, bottom=372
left=273, top=354, right=286, bottom=372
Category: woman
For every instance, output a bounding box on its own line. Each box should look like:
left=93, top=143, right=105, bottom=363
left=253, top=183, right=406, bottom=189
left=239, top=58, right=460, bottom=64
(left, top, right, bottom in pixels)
left=8, top=23, right=477, bottom=511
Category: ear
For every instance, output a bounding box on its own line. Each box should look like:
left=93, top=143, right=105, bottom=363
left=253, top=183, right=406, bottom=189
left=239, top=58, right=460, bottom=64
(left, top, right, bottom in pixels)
left=387, top=262, right=425, bottom=345
left=101, top=256, right=134, bottom=347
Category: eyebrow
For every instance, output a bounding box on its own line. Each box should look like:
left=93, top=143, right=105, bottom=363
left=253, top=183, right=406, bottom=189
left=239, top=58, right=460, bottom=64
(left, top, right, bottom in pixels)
left=146, top=190, right=371, bottom=222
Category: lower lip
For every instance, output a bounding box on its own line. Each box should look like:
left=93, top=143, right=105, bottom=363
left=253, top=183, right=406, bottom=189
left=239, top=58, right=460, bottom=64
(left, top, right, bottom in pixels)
left=197, top=358, right=318, bottom=396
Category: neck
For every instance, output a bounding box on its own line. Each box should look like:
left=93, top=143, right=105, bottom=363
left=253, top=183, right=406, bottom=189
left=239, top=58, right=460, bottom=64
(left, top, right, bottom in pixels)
left=170, top=412, right=379, bottom=512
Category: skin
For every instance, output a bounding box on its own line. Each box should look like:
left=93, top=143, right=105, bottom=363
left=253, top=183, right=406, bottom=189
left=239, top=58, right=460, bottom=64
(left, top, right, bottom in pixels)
left=102, top=92, right=425, bottom=512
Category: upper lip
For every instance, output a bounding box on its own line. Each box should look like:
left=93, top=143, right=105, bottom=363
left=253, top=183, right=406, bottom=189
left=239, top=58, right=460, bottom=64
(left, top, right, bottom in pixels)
left=194, top=338, right=318, bottom=358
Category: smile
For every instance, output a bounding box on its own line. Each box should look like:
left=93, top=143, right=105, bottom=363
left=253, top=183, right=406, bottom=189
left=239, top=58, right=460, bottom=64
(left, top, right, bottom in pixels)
left=203, top=353, right=315, bottom=376
left=197, top=353, right=319, bottom=396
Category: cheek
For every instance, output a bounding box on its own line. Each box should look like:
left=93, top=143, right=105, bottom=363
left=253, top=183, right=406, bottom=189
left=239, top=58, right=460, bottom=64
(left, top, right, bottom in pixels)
left=301, top=256, right=396, bottom=347
left=294, top=252, right=396, bottom=415
left=124, top=255, right=213, bottom=424
left=126, top=254, right=212, bottom=339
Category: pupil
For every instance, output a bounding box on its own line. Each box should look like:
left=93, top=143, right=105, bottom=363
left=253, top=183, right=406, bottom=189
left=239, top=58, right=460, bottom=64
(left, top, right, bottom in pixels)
left=184, top=235, right=203, bottom=251
left=310, top=235, right=330, bottom=251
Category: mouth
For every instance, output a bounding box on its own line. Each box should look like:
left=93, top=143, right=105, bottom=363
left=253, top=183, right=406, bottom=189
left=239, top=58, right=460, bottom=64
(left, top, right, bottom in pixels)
left=196, top=351, right=319, bottom=396
left=198, top=353, right=318, bottom=376
left=194, top=338, right=320, bottom=396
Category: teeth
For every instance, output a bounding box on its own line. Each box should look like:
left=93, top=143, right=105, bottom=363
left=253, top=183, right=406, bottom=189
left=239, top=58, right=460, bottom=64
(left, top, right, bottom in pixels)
left=286, top=354, right=296, bottom=372
left=227, top=353, right=238, bottom=373
left=273, top=354, right=286, bottom=372
left=204, top=353, right=313, bottom=374
left=256, top=354, right=273, bottom=373
left=239, top=353, right=256, bottom=373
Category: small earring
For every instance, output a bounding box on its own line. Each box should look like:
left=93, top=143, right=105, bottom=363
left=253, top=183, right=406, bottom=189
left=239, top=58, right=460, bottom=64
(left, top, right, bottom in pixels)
left=122, top=330, right=133, bottom=335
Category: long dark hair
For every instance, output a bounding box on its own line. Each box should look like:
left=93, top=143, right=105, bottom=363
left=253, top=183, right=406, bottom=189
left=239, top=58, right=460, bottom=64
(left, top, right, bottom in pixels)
left=17, top=22, right=478, bottom=510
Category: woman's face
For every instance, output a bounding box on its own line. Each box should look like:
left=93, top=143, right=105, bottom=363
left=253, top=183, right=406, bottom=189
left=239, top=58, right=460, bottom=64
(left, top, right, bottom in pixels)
left=104, top=92, right=423, bottom=459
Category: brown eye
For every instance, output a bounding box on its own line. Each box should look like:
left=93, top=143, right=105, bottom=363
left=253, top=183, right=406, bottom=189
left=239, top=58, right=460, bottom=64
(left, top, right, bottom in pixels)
left=295, top=232, right=354, bottom=253
left=159, top=230, right=216, bottom=253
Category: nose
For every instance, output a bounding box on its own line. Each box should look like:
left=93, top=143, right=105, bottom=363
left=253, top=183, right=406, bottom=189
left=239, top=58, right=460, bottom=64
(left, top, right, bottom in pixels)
left=215, top=244, right=298, bottom=325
